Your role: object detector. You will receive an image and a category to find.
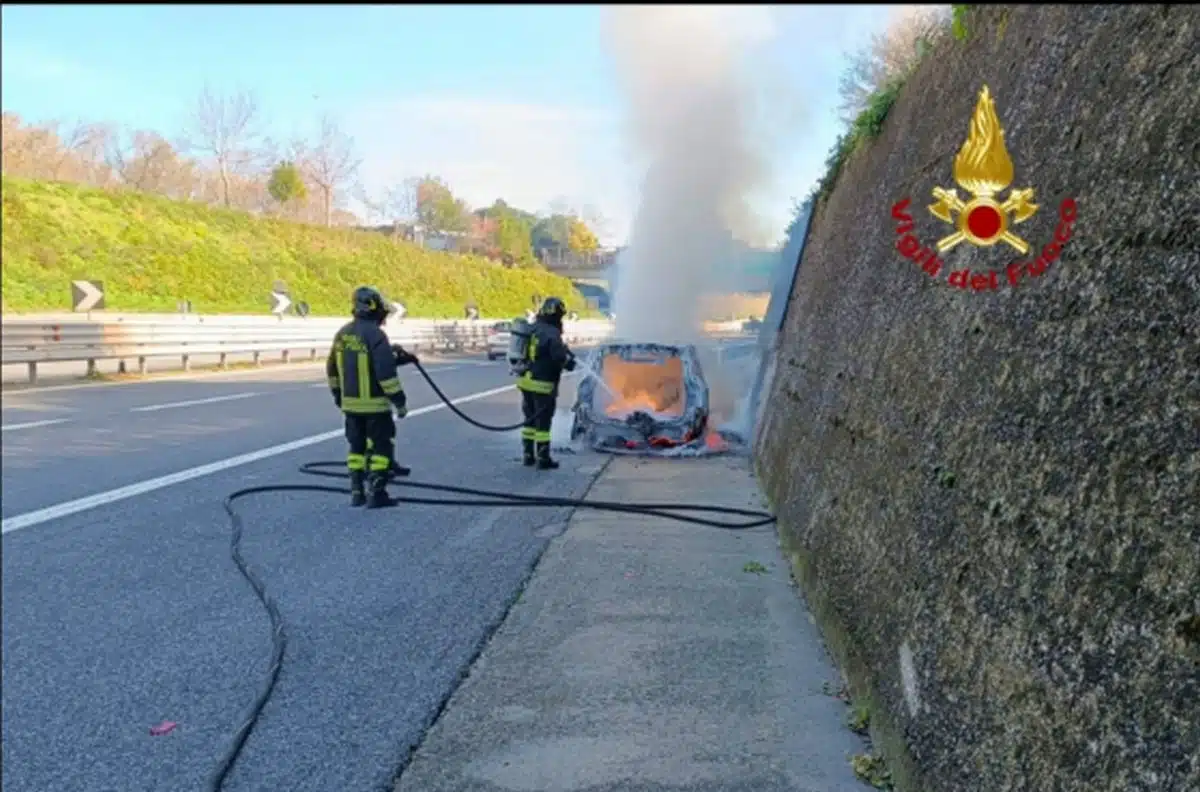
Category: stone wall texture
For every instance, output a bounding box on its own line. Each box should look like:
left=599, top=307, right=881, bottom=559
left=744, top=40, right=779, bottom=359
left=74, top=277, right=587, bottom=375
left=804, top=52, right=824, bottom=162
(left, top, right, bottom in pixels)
left=755, top=6, right=1198, bottom=792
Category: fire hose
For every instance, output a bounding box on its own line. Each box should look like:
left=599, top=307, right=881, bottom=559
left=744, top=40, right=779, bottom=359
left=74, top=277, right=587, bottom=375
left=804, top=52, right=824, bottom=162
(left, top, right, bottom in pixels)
left=206, top=358, right=777, bottom=791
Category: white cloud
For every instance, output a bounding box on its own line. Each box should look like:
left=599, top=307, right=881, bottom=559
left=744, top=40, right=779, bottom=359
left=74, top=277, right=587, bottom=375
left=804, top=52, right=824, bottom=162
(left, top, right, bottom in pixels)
left=343, top=97, right=634, bottom=245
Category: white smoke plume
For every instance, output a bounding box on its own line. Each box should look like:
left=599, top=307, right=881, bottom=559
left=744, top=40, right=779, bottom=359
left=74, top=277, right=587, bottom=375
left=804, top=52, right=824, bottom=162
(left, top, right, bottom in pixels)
left=603, top=6, right=779, bottom=345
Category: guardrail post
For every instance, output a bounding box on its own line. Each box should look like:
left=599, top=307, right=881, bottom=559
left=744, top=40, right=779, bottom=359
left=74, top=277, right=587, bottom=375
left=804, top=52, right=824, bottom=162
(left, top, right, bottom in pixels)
left=219, top=353, right=228, bottom=370
left=309, top=348, right=317, bottom=361
left=118, top=359, right=127, bottom=375
left=253, top=351, right=261, bottom=367
left=86, top=359, right=97, bottom=377
left=181, top=354, right=190, bottom=372
left=27, top=362, right=37, bottom=385
left=282, top=349, right=291, bottom=364
left=138, top=357, right=148, bottom=375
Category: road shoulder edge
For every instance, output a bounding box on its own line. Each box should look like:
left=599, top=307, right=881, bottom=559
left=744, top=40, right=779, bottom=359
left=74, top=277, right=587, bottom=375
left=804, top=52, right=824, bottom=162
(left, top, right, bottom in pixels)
left=386, top=452, right=615, bottom=789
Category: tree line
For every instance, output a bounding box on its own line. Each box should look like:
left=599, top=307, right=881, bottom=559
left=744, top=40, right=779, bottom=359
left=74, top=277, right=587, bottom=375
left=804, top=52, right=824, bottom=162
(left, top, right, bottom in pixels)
left=1, top=85, right=607, bottom=269
left=364, top=176, right=607, bottom=269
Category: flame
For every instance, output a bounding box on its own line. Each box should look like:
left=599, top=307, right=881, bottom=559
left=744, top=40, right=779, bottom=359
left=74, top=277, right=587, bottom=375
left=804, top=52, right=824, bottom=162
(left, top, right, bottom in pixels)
left=599, top=354, right=685, bottom=418
left=952, top=85, right=1014, bottom=197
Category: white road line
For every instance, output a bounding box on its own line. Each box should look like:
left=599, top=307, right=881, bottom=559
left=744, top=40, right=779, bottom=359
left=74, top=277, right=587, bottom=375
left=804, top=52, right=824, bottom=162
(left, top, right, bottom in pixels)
left=130, top=392, right=263, bottom=413
left=0, top=382, right=518, bottom=535
left=1, top=418, right=71, bottom=432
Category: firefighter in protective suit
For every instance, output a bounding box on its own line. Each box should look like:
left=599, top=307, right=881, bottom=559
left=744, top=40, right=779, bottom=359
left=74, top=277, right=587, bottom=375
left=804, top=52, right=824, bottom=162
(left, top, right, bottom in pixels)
left=517, top=297, right=576, bottom=469
left=326, top=286, right=419, bottom=508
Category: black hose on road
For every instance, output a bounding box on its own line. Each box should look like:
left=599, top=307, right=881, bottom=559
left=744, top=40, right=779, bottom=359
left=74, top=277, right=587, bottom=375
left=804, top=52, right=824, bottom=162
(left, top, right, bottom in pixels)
left=206, top=358, right=776, bottom=791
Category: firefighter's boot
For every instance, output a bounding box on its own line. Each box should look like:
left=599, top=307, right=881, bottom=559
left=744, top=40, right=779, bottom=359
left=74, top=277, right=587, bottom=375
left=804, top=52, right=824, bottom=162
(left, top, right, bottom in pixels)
left=349, top=470, right=367, bottom=507
left=522, top=438, right=536, bottom=467
left=390, top=459, right=411, bottom=478
left=535, top=441, right=559, bottom=470
left=366, top=471, right=395, bottom=509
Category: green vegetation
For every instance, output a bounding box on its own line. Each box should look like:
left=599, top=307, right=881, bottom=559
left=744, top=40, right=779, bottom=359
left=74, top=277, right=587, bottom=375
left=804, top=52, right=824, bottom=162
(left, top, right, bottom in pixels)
left=951, top=5, right=972, bottom=41
left=2, top=99, right=612, bottom=283
left=810, top=76, right=905, bottom=208
left=851, top=753, right=895, bottom=789
left=415, top=175, right=472, bottom=235
left=846, top=701, right=871, bottom=734
left=0, top=176, right=588, bottom=317
left=266, top=161, right=307, bottom=206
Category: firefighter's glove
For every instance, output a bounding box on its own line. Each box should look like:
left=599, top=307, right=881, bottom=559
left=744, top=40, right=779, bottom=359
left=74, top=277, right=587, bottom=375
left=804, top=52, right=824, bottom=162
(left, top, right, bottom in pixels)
left=392, top=344, right=419, bottom=367
left=564, top=353, right=577, bottom=372
left=394, top=404, right=408, bottom=419
left=331, top=389, right=342, bottom=409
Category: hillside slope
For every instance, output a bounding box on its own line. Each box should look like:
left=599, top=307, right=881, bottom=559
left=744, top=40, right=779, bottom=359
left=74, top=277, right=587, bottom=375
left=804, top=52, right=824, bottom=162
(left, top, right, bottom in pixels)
left=0, top=177, right=586, bottom=317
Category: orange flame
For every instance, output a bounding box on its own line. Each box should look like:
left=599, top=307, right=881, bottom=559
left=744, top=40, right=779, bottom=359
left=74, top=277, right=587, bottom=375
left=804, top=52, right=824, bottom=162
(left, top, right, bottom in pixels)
left=952, top=85, right=1014, bottom=197
left=599, top=354, right=685, bottom=418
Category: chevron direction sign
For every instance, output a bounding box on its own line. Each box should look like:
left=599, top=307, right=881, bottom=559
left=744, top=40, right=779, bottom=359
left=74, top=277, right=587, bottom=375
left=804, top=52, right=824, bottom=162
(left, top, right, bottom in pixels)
left=71, top=280, right=105, bottom=312
left=270, top=290, right=291, bottom=315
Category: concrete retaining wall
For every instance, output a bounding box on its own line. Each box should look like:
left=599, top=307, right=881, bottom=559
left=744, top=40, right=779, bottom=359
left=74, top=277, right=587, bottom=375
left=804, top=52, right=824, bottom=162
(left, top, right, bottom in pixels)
left=756, top=6, right=1199, bottom=792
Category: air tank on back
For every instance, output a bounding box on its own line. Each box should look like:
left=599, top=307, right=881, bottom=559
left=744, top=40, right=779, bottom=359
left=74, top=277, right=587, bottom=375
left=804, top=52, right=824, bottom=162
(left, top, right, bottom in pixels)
left=507, top=316, right=533, bottom=374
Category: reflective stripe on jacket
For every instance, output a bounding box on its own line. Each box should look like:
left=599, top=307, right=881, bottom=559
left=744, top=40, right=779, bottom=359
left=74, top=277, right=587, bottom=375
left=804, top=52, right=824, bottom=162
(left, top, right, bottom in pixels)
left=515, top=319, right=570, bottom=396
left=325, top=318, right=406, bottom=414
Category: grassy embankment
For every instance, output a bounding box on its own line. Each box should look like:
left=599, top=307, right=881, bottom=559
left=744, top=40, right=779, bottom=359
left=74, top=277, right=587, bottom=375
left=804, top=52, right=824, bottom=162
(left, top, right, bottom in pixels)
left=0, top=176, right=588, bottom=317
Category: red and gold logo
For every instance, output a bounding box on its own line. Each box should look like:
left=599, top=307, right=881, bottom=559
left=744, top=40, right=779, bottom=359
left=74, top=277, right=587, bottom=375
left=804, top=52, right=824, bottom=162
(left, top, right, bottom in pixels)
left=890, top=85, right=1077, bottom=292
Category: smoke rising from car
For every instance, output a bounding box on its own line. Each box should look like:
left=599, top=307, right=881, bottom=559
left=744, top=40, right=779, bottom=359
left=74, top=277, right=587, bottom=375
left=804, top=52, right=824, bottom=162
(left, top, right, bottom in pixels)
left=602, top=6, right=777, bottom=345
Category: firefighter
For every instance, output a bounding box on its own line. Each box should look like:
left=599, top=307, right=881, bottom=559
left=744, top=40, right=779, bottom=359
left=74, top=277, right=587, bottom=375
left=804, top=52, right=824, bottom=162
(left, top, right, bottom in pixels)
left=517, top=296, right=577, bottom=469
left=326, top=286, right=420, bottom=508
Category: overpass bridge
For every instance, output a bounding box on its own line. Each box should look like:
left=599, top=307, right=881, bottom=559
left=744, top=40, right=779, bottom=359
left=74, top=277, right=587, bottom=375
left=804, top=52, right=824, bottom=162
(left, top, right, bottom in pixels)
left=548, top=245, right=782, bottom=315
left=548, top=267, right=615, bottom=313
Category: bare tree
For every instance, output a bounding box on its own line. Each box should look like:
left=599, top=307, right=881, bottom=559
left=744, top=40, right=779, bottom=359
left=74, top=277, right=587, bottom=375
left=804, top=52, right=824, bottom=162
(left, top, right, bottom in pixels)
left=295, top=114, right=361, bottom=227
left=386, top=177, right=421, bottom=223
left=0, top=114, right=65, bottom=180
left=48, top=120, right=112, bottom=183
left=352, top=182, right=389, bottom=226
left=837, top=6, right=949, bottom=124
left=0, top=112, right=24, bottom=167
left=180, top=85, right=263, bottom=207
left=107, top=128, right=197, bottom=197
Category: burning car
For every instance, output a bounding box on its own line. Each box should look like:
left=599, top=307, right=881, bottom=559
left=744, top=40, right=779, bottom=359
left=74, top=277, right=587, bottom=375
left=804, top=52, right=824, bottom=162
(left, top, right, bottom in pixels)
left=570, top=341, right=720, bottom=454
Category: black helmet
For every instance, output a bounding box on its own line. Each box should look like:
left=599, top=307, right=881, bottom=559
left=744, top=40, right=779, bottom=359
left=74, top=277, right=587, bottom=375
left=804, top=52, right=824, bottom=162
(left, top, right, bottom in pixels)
left=352, top=285, right=390, bottom=322
left=537, top=296, right=566, bottom=323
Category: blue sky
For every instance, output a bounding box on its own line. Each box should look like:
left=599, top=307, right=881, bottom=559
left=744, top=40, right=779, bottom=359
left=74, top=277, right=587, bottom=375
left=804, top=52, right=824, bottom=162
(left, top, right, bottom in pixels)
left=1, top=4, right=903, bottom=245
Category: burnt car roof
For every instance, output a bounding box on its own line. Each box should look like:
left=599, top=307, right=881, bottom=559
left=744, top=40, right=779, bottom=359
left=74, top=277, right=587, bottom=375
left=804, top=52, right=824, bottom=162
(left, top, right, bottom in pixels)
left=569, top=341, right=710, bottom=454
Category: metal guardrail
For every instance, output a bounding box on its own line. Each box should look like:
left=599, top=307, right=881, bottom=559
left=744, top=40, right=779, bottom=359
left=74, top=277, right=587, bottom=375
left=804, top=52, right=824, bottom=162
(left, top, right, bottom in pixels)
left=0, top=313, right=756, bottom=384
left=0, top=317, right=618, bottom=384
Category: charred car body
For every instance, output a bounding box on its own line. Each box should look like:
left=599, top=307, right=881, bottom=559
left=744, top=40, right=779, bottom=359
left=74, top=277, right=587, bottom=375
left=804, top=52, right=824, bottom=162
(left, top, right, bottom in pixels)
left=570, top=342, right=711, bottom=454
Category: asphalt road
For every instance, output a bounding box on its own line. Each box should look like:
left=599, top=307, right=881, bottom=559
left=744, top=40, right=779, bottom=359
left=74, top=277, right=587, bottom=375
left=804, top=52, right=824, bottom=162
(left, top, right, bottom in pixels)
left=1, top=356, right=605, bottom=792
left=1, top=336, right=760, bottom=792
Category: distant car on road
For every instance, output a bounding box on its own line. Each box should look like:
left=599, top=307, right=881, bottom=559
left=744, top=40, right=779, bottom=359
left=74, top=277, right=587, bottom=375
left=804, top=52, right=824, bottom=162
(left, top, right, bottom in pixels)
left=486, top=320, right=512, bottom=361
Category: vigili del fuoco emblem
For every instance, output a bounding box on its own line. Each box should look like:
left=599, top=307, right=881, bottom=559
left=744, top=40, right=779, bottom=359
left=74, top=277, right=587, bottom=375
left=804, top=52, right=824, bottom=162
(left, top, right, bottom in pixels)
left=889, top=83, right=1077, bottom=293
left=928, top=85, right=1037, bottom=254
